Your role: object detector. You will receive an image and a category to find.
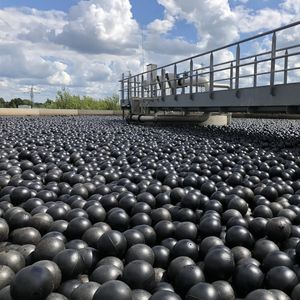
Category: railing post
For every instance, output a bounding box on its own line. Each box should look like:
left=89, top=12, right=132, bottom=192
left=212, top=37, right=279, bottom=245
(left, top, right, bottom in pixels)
left=209, top=52, right=214, bottom=99
left=141, top=74, right=144, bottom=99
left=150, top=69, right=153, bottom=98
left=161, top=68, right=165, bottom=99
left=173, top=63, right=177, bottom=97
left=253, top=56, right=257, bottom=87
left=230, top=62, right=233, bottom=89
left=121, top=73, right=125, bottom=104
left=235, top=44, right=240, bottom=91
left=270, top=32, right=276, bottom=95
left=196, top=70, right=199, bottom=93
left=139, top=75, right=142, bottom=98
left=127, top=77, right=130, bottom=102
left=134, top=76, right=137, bottom=98
left=190, top=59, right=193, bottom=98
left=284, top=49, right=288, bottom=84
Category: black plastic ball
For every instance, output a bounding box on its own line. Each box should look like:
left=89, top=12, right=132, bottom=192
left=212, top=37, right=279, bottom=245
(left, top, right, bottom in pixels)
left=204, top=246, right=235, bottom=281
left=92, top=280, right=132, bottom=300
left=185, top=282, right=219, bottom=300
left=266, top=217, right=291, bottom=242
left=232, top=263, right=264, bottom=297
left=149, top=290, right=182, bottom=300
left=0, top=250, right=25, bottom=273
left=97, top=230, right=127, bottom=258
left=33, top=260, right=62, bottom=291
left=90, top=264, right=122, bottom=284
left=70, top=282, right=100, bottom=300
left=122, top=260, right=155, bottom=291
left=0, top=265, right=15, bottom=290
left=10, top=265, right=54, bottom=300
left=167, top=256, right=195, bottom=282
left=225, top=226, right=254, bottom=249
left=212, top=280, right=235, bottom=300
left=265, top=266, right=298, bottom=293
left=53, top=249, right=84, bottom=279
left=174, top=264, right=205, bottom=295
left=125, top=244, right=154, bottom=265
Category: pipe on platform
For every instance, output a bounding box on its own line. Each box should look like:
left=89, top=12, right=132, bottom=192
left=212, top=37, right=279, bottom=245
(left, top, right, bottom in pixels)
left=129, top=112, right=211, bottom=123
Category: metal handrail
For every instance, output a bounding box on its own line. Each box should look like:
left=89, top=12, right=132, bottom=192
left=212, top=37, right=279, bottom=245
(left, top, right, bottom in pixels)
left=121, top=20, right=300, bottom=80
left=120, top=21, right=300, bottom=105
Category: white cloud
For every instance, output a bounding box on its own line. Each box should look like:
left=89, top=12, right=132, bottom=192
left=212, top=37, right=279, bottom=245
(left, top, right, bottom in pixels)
left=51, top=0, right=140, bottom=55
left=281, top=0, right=300, bottom=14
left=147, top=15, right=175, bottom=34
left=158, top=0, right=240, bottom=50
left=48, top=70, right=72, bottom=86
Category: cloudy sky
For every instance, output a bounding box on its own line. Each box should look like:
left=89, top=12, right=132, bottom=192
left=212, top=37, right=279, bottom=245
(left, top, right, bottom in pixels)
left=0, top=0, right=299, bottom=102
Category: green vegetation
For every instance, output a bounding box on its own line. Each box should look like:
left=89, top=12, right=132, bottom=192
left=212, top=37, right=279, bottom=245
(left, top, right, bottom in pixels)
left=0, top=91, right=120, bottom=110
left=0, top=97, right=33, bottom=108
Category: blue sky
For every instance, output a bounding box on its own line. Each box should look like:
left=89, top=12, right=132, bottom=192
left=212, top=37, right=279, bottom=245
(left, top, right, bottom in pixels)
left=0, top=0, right=298, bottom=102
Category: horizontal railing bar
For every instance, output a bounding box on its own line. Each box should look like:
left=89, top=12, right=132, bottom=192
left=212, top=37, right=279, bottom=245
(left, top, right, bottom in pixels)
left=121, top=50, right=300, bottom=84
left=126, top=64, right=300, bottom=89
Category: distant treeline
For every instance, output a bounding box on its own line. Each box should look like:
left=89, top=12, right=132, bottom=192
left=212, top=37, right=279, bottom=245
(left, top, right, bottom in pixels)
left=0, top=91, right=120, bottom=110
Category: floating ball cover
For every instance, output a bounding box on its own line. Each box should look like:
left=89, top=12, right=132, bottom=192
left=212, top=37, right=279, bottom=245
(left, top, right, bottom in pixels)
left=70, top=281, right=100, bottom=300
left=122, top=260, right=155, bottom=291
left=186, top=282, right=219, bottom=300
left=212, top=281, right=235, bottom=300
left=265, top=266, right=298, bottom=294
left=225, top=226, right=254, bottom=249
left=232, top=263, right=264, bottom=297
left=92, top=280, right=132, bottom=300
left=149, top=290, right=182, bottom=300
left=265, top=217, right=291, bottom=242
left=174, top=264, right=205, bottom=295
left=0, top=265, right=15, bottom=290
left=97, top=230, right=127, bottom=258
left=10, top=265, right=54, bottom=300
left=167, top=256, right=195, bottom=282
left=204, top=247, right=235, bottom=281
left=245, top=289, right=277, bottom=300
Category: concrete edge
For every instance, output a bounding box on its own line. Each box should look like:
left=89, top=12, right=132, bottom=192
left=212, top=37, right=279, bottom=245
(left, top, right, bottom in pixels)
left=0, top=108, right=122, bottom=116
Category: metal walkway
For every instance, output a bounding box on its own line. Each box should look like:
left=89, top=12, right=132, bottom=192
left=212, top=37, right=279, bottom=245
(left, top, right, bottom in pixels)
left=120, top=21, right=300, bottom=114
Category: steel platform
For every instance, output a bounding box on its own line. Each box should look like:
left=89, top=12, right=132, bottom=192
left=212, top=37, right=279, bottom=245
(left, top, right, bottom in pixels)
left=120, top=21, right=300, bottom=115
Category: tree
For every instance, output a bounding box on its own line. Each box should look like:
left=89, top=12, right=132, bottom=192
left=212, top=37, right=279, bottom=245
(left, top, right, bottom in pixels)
left=0, top=98, right=5, bottom=108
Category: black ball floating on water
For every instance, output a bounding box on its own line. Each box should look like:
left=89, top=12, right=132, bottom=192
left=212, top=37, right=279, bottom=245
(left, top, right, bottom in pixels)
left=70, top=282, right=100, bottom=300
left=149, top=290, right=182, bottom=300
left=0, top=265, right=15, bottom=290
left=245, top=289, right=277, bottom=300
left=185, top=282, right=219, bottom=300
left=174, top=264, right=205, bottom=295
left=232, top=263, right=264, bottom=297
left=10, top=265, right=54, bottom=300
left=97, top=230, right=127, bottom=258
left=266, top=217, right=291, bottom=242
left=122, top=260, right=155, bottom=291
left=132, top=289, right=151, bottom=300
left=53, top=249, right=84, bottom=279
left=92, top=280, right=132, bottom=300
left=212, top=280, right=235, bottom=300
left=225, top=226, right=254, bottom=249
left=204, top=246, right=235, bottom=281
left=33, top=260, right=62, bottom=291
left=265, top=266, right=298, bottom=294
left=90, top=264, right=122, bottom=284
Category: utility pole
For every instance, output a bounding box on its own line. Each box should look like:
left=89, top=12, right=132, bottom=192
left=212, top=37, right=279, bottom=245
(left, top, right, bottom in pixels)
left=24, top=85, right=40, bottom=106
